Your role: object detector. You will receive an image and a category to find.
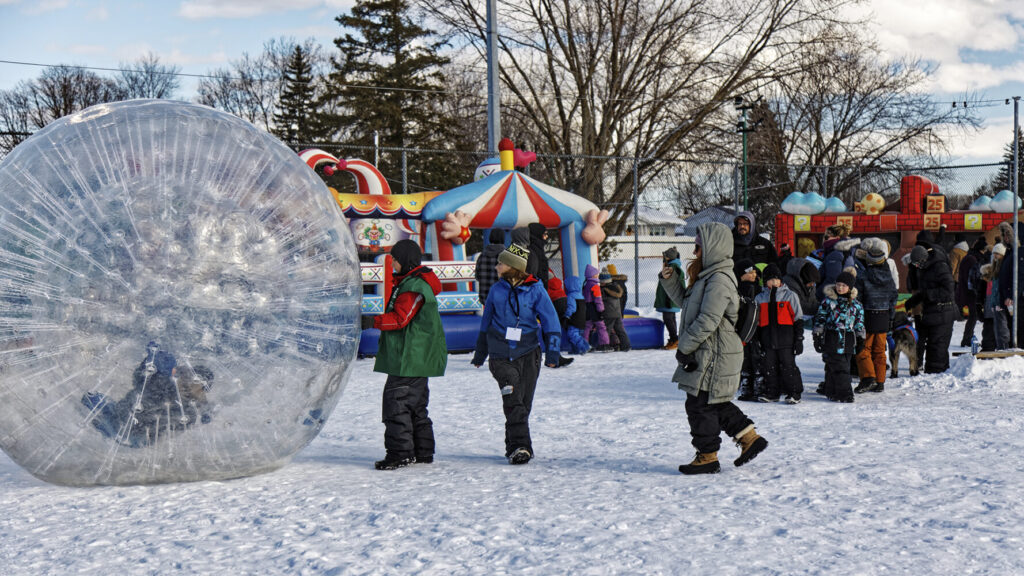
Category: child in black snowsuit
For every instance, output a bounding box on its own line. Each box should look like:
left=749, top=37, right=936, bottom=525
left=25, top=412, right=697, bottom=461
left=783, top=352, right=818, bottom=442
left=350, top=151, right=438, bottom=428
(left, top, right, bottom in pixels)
left=754, top=264, right=804, bottom=403
left=736, top=259, right=763, bottom=401
left=813, top=270, right=866, bottom=403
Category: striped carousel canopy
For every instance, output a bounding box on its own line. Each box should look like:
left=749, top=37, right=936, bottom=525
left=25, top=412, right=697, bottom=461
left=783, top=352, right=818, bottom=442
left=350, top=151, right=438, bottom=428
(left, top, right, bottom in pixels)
left=421, top=170, right=599, bottom=229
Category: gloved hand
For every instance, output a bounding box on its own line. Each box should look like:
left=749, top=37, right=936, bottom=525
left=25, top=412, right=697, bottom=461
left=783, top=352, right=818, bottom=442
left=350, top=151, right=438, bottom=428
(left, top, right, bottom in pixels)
left=903, top=293, right=924, bottom=312
left=544, top=332, right=561, bottom=368
left=794, top=338, right=803, bottom=356
left=360, top=315, right=376, bottom=330
left=855, top=333, right=866, bottom=354
left=471, top=348, right=487, bottom=367
left=812, top=332, right=824, bottom=353
left=675, top=349, right=698, bottom=372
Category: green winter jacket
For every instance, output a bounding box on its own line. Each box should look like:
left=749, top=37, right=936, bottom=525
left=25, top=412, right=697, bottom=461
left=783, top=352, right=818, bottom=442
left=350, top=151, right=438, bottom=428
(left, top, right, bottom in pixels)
left=374, top=270, right=448, bottom=377
left=658, top=222, right=744, bottom=403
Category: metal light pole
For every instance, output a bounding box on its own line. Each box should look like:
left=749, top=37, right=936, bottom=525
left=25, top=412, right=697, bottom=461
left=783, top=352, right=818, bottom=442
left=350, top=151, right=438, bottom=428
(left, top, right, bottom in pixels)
left=734, top=96, right=760, bottom=211
left=1013, top=97, right=1020, bottom=337
left=486, top=0, right=501, bottom=154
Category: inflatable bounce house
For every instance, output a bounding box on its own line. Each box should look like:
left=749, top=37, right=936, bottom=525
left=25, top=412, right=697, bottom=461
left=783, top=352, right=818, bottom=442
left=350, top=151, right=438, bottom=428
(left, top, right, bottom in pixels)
left=775, top=175, right=1023, bottom=290
left=302, top=139, right=666, bottom=354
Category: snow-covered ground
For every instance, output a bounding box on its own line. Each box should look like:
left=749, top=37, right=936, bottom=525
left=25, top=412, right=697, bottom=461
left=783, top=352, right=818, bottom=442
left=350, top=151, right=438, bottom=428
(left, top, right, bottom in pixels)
left=3, top=324, right=1024, bottom=574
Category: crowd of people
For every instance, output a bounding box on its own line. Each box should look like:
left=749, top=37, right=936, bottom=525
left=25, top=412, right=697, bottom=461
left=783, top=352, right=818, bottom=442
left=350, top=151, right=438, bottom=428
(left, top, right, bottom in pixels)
left=362, top=213, right=1024, bottom=474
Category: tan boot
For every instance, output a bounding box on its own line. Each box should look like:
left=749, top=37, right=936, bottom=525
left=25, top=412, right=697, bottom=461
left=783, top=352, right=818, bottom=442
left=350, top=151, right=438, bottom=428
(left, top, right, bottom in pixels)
left=678, top=451, right=720, bottom=475
left=733, top=425, right=768, bottom=467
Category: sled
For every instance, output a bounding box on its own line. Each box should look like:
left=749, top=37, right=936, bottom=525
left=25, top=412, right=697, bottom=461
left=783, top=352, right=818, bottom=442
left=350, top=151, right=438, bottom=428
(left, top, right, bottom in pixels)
left=953, top=350, right=1024, bottom=359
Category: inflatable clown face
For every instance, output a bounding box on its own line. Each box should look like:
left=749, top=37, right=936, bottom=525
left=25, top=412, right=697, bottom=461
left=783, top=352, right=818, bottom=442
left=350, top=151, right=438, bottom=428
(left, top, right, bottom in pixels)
left=861, top=193, right=886, bottom=215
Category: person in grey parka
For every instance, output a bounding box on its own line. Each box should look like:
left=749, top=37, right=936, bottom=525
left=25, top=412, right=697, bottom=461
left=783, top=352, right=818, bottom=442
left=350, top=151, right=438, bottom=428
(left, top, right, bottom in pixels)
left=659, top=222, right=769, bottom=475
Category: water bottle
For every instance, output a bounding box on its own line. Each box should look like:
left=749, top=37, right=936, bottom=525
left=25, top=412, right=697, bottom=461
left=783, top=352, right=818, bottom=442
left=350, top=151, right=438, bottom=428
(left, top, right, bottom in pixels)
left=971, top=335, right=979, bottom=356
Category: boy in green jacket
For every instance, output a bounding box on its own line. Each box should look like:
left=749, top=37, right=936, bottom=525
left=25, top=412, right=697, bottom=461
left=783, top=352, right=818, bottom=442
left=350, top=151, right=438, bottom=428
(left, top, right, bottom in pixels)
left=364, top=239, right=448, bottom=470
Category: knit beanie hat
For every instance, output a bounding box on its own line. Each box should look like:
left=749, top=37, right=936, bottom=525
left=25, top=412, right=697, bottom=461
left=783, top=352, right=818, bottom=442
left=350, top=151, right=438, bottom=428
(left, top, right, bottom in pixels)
left=663, top=247, right=680, bottom=261
left=861, top=237, right=887, bottom=265
left=836, top=270, right=856, bottom=287
left=391, top=239, right=422, bottom=271
left=762, top=263, right=782, bottom=282
left=607, top=264, right=619, bottom=275
left=910, top=245, right=929, bottom=267
left=498, top=243, right=530, bottom=272
left=736, top=258, right=757, bottom=277
left=599, top=272, right=612, bottom=284
left=992, top=243, right=1007, bottom=258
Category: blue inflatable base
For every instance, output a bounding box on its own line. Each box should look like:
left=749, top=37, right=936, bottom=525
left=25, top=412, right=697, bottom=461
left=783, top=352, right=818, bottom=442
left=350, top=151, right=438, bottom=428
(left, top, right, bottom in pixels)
left=358, top=314, right=665, bottom=356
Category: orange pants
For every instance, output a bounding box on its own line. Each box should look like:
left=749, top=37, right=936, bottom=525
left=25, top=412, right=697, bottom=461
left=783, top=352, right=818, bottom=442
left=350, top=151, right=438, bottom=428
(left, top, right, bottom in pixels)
left=855, top=332, right=887, bottom=384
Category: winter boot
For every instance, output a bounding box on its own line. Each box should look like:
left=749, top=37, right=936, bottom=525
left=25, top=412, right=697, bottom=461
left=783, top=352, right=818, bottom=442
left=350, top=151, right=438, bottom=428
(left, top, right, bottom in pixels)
left=374, top=455, right=414, bottom=470
left=854, top=377, right=876, bottom=394
left=870, top=382, right=884, bottom=392
left=508, top=447, right=533, bottom=465
left=679, top=451, right=720, bottom=475
left=733, top=425, right=768, bottom=467
left=558, top=356, right=575, bottom=367
left=664, top=338, right=678, bottom=351
left=415, top=456, right=433, bottom=464
left=737, top=373, right=757, bottom=402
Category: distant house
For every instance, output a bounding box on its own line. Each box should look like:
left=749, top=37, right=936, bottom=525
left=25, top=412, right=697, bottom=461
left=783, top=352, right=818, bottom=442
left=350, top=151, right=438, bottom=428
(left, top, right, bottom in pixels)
left=623, top=206, right=688, bottom=237
left=607, top=207, right=694, bottom=259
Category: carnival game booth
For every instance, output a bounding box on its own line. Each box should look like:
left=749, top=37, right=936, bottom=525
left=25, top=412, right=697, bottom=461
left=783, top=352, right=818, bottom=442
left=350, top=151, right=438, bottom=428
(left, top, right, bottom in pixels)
left=303, top=141, right=666, bottom=353
left=774, top=176, right=1023, bottom=291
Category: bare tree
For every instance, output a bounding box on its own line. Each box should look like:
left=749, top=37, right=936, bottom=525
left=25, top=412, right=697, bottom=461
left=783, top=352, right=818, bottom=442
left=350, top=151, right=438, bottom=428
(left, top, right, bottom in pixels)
left=196, top=38, right=328, bottom=132
left=0, top=65, right=122, bottom=155
left=418, top=0, right=857, bottom=233
left=766, top=28, right=982, bottom=206
left=116, top=53, right=181, bottom=99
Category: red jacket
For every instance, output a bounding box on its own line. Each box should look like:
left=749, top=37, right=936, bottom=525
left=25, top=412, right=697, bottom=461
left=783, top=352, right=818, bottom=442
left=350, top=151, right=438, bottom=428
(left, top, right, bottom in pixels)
left=374, top=266, right=443, bottom=331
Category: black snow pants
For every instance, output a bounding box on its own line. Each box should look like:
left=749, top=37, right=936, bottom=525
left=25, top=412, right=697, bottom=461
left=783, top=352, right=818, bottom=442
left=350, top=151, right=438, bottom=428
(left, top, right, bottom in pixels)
left=761, top=347, right=803, bottom=399
left=920, top=320, right=954, bottom=373
left=685, top=390, right=754, bottom=454
left=382, top=375, right=434, bottom=460
left=488, top=347, right=542, bottom=457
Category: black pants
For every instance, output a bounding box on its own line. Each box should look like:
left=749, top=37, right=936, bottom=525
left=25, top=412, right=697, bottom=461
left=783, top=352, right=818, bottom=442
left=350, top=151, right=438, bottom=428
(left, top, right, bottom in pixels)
left=982, top=317, right=996, bottom=352
left=920, top=321, right=954, bottom=373
left=960, top=303, right=979, bottom=347
left=662, top=312, right=678, bottom=341
left=382, top=375, right=434, bottom=460
left=489, top=348, right=542, bottom=457
left=761, top=347, right=803, bottom=399
left=685, top=391, right=754, bottom=454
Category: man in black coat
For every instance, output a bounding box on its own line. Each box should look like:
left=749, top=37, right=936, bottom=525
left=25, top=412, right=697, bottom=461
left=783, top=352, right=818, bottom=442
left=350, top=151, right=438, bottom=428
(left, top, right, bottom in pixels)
left=904, top=245, right=957, bottom=373
left=956, top=237, right=987, bottom=347
left=732, top=211, right=777, bottom=276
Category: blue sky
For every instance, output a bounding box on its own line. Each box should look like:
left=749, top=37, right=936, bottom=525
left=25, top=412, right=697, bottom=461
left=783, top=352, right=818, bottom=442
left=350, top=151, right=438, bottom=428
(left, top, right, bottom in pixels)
left=0, top=0, right=1022, bottom=166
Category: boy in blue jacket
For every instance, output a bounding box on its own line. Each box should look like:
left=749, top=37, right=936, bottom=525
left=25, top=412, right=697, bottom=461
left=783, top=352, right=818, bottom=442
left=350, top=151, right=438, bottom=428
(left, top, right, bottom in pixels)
left=472, top=243, right=562, bottom=465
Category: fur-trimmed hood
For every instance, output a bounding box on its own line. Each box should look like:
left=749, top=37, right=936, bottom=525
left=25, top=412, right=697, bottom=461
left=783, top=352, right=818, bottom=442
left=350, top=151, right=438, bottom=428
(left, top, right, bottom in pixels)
left=823, top=284, right=859, bottom=300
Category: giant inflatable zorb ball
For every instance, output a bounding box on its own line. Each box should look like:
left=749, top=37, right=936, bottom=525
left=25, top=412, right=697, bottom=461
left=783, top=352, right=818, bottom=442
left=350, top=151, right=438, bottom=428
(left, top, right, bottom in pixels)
left=0, top=100, right=361, bottom=486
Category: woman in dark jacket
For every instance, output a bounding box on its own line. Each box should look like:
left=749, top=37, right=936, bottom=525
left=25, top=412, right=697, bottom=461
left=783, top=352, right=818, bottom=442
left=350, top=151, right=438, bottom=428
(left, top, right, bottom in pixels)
left=782, top=257, right=820, bottom=318
left=956, top=237, right=987, bottom=347
left=903, top=244, right=957, bottom=373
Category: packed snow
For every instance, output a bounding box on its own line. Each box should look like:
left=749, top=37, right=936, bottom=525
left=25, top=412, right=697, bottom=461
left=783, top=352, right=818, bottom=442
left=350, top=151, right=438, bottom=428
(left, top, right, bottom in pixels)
left=2, top=322, right=1023, bottom=574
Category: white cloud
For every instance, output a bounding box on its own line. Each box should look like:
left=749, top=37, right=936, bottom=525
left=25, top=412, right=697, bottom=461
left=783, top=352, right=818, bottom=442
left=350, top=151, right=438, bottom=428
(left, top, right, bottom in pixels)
left=87, top=4, right=109, bottom=21
left=860, top=0, right=1024, bottom=94
left=178, top=0, right=352, bottom=19
left=20, top=0, right=68, bottom=14
left=65, top=44, right=108, bottom=56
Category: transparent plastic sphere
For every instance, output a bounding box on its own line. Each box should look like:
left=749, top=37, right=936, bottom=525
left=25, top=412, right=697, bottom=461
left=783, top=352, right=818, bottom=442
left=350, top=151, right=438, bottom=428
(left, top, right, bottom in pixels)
left=0, top=100, right=361, bottom=485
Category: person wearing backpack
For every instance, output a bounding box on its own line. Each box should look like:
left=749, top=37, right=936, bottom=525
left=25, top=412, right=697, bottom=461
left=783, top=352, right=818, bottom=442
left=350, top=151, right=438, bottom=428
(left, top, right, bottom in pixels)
left=754, top=264, right=804, bottom=403
left=956, top=237, right=987, bottom=347
left=658, top=222, right=768, bottom=475
left=853, top=238, right=898, bottom=393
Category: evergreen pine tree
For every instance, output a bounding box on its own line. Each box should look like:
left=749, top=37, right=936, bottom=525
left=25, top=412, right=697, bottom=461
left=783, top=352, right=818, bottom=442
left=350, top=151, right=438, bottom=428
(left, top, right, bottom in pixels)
left=320, top=0, right=463, bottom=192
left=992, top=127, right=1024, bottom=193
left=272, top=45, right=320, bottom=145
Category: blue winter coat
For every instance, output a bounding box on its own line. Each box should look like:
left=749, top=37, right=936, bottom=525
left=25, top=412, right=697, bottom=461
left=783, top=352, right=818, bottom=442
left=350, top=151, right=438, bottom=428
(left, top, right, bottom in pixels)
left=474, top=276, right=561, bottom=361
